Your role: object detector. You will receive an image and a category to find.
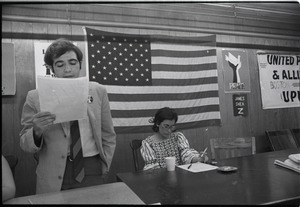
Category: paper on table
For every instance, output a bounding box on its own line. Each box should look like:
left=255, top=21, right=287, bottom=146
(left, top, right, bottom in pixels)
left=274, top=159, right=300, bottom=174
left=178, top=162, right=218, bottom=173
left=37, top=76, right=89, bottom=124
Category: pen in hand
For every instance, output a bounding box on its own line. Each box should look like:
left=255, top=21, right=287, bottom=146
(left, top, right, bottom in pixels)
left=188, top=147, right=208, bottom=169
left=200, top=147, right=208, bottom=157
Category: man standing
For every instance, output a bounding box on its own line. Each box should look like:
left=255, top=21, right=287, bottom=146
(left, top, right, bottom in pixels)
left=20, top=39, right=116, bottom=194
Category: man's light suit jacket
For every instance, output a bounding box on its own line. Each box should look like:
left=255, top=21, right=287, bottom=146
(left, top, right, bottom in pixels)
left=20, top=82, right=116, bottom=194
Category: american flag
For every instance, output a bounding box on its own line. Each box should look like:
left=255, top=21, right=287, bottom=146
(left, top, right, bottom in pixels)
left=84, top=27, right=221, bottom=133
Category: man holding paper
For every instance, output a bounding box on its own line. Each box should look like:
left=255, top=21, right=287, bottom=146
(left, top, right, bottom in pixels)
left=19, top=39, right=116, bottom=194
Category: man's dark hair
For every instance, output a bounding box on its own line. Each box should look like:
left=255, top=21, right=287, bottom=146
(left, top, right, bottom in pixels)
left=151, top=107, right=178, bottom=132
left=44, top=38, right=83, bottom=68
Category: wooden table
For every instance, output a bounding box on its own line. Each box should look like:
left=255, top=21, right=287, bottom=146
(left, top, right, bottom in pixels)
left=4, top=182, right=145, bottom=204
left=117, top=149, right=300, bottom=205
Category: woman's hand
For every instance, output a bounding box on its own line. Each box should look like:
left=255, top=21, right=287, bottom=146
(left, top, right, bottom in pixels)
left=191, top=154, right=209, bottom=163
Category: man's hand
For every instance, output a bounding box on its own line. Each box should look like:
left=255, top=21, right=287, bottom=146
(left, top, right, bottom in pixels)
left=33, top=112, right=56, bottom=139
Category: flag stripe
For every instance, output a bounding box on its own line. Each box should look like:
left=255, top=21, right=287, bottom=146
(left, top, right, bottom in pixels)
left=115, top=119, right=221, bottom=134
left=108, top=90, right=219, bottom=102
left=152, top=63, right=217, bottom=72
left=151, top=43, right=216, bottom=51
left=106, top=84, right=218, bottom=94
left=109, top=97, right=219, bottom=110
left=112, top=111, right=221, bottom=127
left=152, top=70, right=217, bottom=79
left=152, top=77, right=217, bottom=86
left=111, top=104, right=220, bottom=118
left=151, top=35, right=216, bottom=45
left=151, top=48, right=216, bottom=57
left=151, top=56, right=216, bottom=65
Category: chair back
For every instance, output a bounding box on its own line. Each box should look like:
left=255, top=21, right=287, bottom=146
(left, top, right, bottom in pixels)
left=291, top=128, right=300, bottom=147
left=130, top=139, right=144, bottom=171
left=265, top=129, right=298, bottom=151
left=210, top=137, right=256, bottom=161
left=4, top=155, right=18, bottom=177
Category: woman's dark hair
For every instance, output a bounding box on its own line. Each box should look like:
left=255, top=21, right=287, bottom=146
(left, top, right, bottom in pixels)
left=44, top=38, right=83, bottom=68
left=151, top=107, right=178, bottom=132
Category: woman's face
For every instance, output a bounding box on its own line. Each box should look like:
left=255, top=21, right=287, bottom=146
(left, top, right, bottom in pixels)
left=158, top=119, right=176, bottom=139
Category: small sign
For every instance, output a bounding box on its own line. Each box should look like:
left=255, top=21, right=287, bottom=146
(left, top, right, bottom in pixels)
left=222, top=50, right=251, bottom=93
left=233, top=94, right=248, bottom=116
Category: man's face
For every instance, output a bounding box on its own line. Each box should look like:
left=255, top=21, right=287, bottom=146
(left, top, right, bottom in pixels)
left=51, top=51, right=81, bottom=78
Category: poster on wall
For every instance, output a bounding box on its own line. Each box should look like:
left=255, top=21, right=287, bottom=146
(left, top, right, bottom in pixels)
left=34, top=42, right=78, bottom=88
left=232, top=94, right=248, bottom=117
left=257, top=52, right=300, bottom=109
left=222, top=50, right=251, bottom=93
left=2, top=42, right=16, bottom=95
left=34, top=42, right=53, bottom=88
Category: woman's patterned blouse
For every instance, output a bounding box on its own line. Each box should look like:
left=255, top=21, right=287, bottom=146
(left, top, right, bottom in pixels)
left=140, top=132, right=200, bottom=170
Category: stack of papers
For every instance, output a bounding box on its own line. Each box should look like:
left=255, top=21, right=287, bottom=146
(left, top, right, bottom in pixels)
left=177, top=162, right=218, bottom=173
left=274, top=153, right=300, bottom=174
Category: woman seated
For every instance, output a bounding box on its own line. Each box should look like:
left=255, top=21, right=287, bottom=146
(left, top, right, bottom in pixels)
left=140, top=107, right=208, bottom=170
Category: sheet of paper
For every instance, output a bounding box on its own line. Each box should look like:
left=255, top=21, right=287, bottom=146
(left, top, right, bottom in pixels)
left=37, top=76, right=89, bottom=124
left=177, top=162, right=218, bottom=173
left=274, top=159, right=300, bottom=174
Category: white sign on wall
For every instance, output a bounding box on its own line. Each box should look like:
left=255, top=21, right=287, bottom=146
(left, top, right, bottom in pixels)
left=34, top=42, right=52, bottom=88
left=257, top=52, right=300, bottom=109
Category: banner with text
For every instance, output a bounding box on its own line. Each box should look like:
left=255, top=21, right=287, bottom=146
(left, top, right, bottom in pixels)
left=257, top=53, right=300, bottom=109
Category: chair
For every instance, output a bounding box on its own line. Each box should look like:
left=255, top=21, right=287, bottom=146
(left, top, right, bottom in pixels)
left=130, top=139, right=144, bottom=171
left=4, top=155, right=18, bottom=177
left=265, top=129, right=298, bottom=151
left=291, top=128, right=300, bottom=147
left=210, top=137, right=256, bottom=161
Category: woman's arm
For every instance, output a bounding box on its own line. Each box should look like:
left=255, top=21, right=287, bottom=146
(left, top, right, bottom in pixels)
left=176, top=132, right=208, bottom=164
left=140, top=139, right=160, bottom=170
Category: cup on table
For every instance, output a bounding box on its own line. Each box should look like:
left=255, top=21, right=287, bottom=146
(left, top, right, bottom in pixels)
left=165, top=156, right=176, bottom=171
